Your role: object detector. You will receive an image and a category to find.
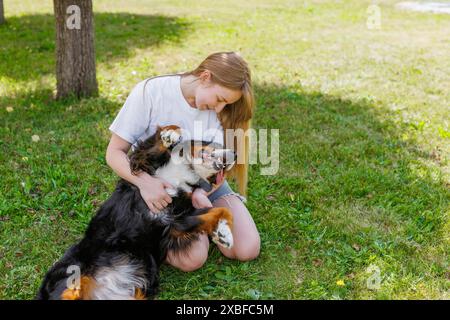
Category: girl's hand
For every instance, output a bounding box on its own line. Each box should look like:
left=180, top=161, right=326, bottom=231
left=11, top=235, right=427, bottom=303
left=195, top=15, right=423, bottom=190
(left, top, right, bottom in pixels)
left=191, top=188, right=213, bottom=209
left=136, top=173, right=174, bottom=214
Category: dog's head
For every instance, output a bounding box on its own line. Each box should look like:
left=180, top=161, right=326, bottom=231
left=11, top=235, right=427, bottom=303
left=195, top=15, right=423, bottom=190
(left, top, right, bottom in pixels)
left=129, top=125, right=236, bottom=190
left=175, top=140, right=236, bottom=187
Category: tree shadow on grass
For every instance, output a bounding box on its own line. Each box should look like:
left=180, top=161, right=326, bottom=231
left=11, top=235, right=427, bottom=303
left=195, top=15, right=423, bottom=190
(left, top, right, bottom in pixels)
left=0, top=12, right=191, bottom=81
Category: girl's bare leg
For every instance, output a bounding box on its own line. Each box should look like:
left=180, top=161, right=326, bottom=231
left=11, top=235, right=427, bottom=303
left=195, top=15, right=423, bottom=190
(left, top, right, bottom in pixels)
left=166, top=194, right=260, bottom=271
left=165, top=233, right=210, bottom=272
left=212, top=195, right=260, bottom=261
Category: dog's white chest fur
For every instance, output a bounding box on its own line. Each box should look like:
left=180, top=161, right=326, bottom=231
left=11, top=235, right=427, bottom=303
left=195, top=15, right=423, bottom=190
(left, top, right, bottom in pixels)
left=154, top=153, right=199, bottom=196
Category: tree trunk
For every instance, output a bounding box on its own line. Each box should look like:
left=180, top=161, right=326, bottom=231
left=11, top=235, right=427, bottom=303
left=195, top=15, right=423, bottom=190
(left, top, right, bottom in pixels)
left=0, top=0, right=5, bottom=25
left=54, top=0, right=98, bottom=99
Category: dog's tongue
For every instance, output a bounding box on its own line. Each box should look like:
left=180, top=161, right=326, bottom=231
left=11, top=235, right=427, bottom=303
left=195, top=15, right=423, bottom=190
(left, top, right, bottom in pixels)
left=216, top=169, right=224, bottom=185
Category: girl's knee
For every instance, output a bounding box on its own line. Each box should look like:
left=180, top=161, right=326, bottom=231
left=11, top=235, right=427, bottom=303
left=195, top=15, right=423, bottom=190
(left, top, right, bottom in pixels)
left=167, top=234, right=209, bottom=272
left=235, top=236, right=260, bottom=261
left=177, top=254, right=208, bottom=272
left=223, top=231, right=260, bottom=262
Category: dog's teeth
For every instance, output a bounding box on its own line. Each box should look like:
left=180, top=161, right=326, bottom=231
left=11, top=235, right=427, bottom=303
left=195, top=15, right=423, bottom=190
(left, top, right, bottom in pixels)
left=212, top=219, right=233, bottom=249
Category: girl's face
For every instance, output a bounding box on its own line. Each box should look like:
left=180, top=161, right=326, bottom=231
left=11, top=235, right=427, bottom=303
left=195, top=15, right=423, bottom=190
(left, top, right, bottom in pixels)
left=194, top=71, right=242, bottom=113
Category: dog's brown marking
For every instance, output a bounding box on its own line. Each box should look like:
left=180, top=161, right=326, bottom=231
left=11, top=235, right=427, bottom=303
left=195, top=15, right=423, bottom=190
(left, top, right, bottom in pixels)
left=197, top=207, right=233, bottom=234
left=134, top=288, right=146, bottom=300
left=61, top=276, right=97, bottom=300
left=158, top=125, right=182, bottom=152
left=161, top=125, right=181, bottom=132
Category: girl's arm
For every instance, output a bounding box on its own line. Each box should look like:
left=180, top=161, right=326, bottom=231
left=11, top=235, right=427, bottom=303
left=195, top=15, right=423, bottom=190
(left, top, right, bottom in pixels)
left=191, top=180, right=225, bottom=209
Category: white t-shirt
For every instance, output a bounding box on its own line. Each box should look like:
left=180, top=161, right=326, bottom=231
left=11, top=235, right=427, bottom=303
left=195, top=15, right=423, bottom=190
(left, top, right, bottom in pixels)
left=109, top=74, right=224, bottom=151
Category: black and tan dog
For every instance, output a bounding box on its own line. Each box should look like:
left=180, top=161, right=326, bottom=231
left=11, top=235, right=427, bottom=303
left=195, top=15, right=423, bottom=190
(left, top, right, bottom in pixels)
left=36, top=125, right=235, bottom=300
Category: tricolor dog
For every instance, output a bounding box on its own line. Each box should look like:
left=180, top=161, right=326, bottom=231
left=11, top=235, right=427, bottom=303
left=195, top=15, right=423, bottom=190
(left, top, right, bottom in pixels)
left=37, top=125, right=236, bottom=300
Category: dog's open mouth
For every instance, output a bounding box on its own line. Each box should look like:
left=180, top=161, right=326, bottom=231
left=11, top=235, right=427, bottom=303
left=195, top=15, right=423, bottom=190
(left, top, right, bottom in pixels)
left=213, top=161, right=223, bottom=171
left=215, top=169, right=224, bottom=185
left=192, top=146, right=235, bottom=190
left=206, top=168, right=224, bottom=186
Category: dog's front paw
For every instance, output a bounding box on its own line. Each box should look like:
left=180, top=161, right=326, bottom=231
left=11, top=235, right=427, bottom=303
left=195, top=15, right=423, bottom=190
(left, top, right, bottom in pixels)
left=160, top=126, right=182, bottom=148
left=211, top=219, right=233, bottom=249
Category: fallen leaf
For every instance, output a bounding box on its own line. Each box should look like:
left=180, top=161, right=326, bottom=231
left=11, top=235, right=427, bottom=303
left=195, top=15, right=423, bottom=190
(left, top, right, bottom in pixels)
left=312, top=259, right=323, bottom=267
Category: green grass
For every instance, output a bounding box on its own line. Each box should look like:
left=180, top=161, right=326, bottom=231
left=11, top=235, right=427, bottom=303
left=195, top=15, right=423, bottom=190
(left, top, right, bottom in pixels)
left=0, top=0, right=449, bottom=299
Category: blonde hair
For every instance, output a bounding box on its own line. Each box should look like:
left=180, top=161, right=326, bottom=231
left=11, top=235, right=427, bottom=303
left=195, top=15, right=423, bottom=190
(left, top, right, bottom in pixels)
left=180, top=52, right=255, bottom=197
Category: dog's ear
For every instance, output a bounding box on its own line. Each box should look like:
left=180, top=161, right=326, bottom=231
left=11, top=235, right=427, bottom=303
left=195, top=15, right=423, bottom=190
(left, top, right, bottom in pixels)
left=155, top=125, right=162, bottom=136
left=129, top=139, right=153, bottom=175
left=129, top=144, right=146, bottom=174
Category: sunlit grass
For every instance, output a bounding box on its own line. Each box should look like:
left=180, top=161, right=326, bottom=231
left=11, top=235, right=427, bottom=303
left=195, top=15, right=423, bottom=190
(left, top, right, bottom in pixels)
left=0, top=0, right=448, bottom=299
